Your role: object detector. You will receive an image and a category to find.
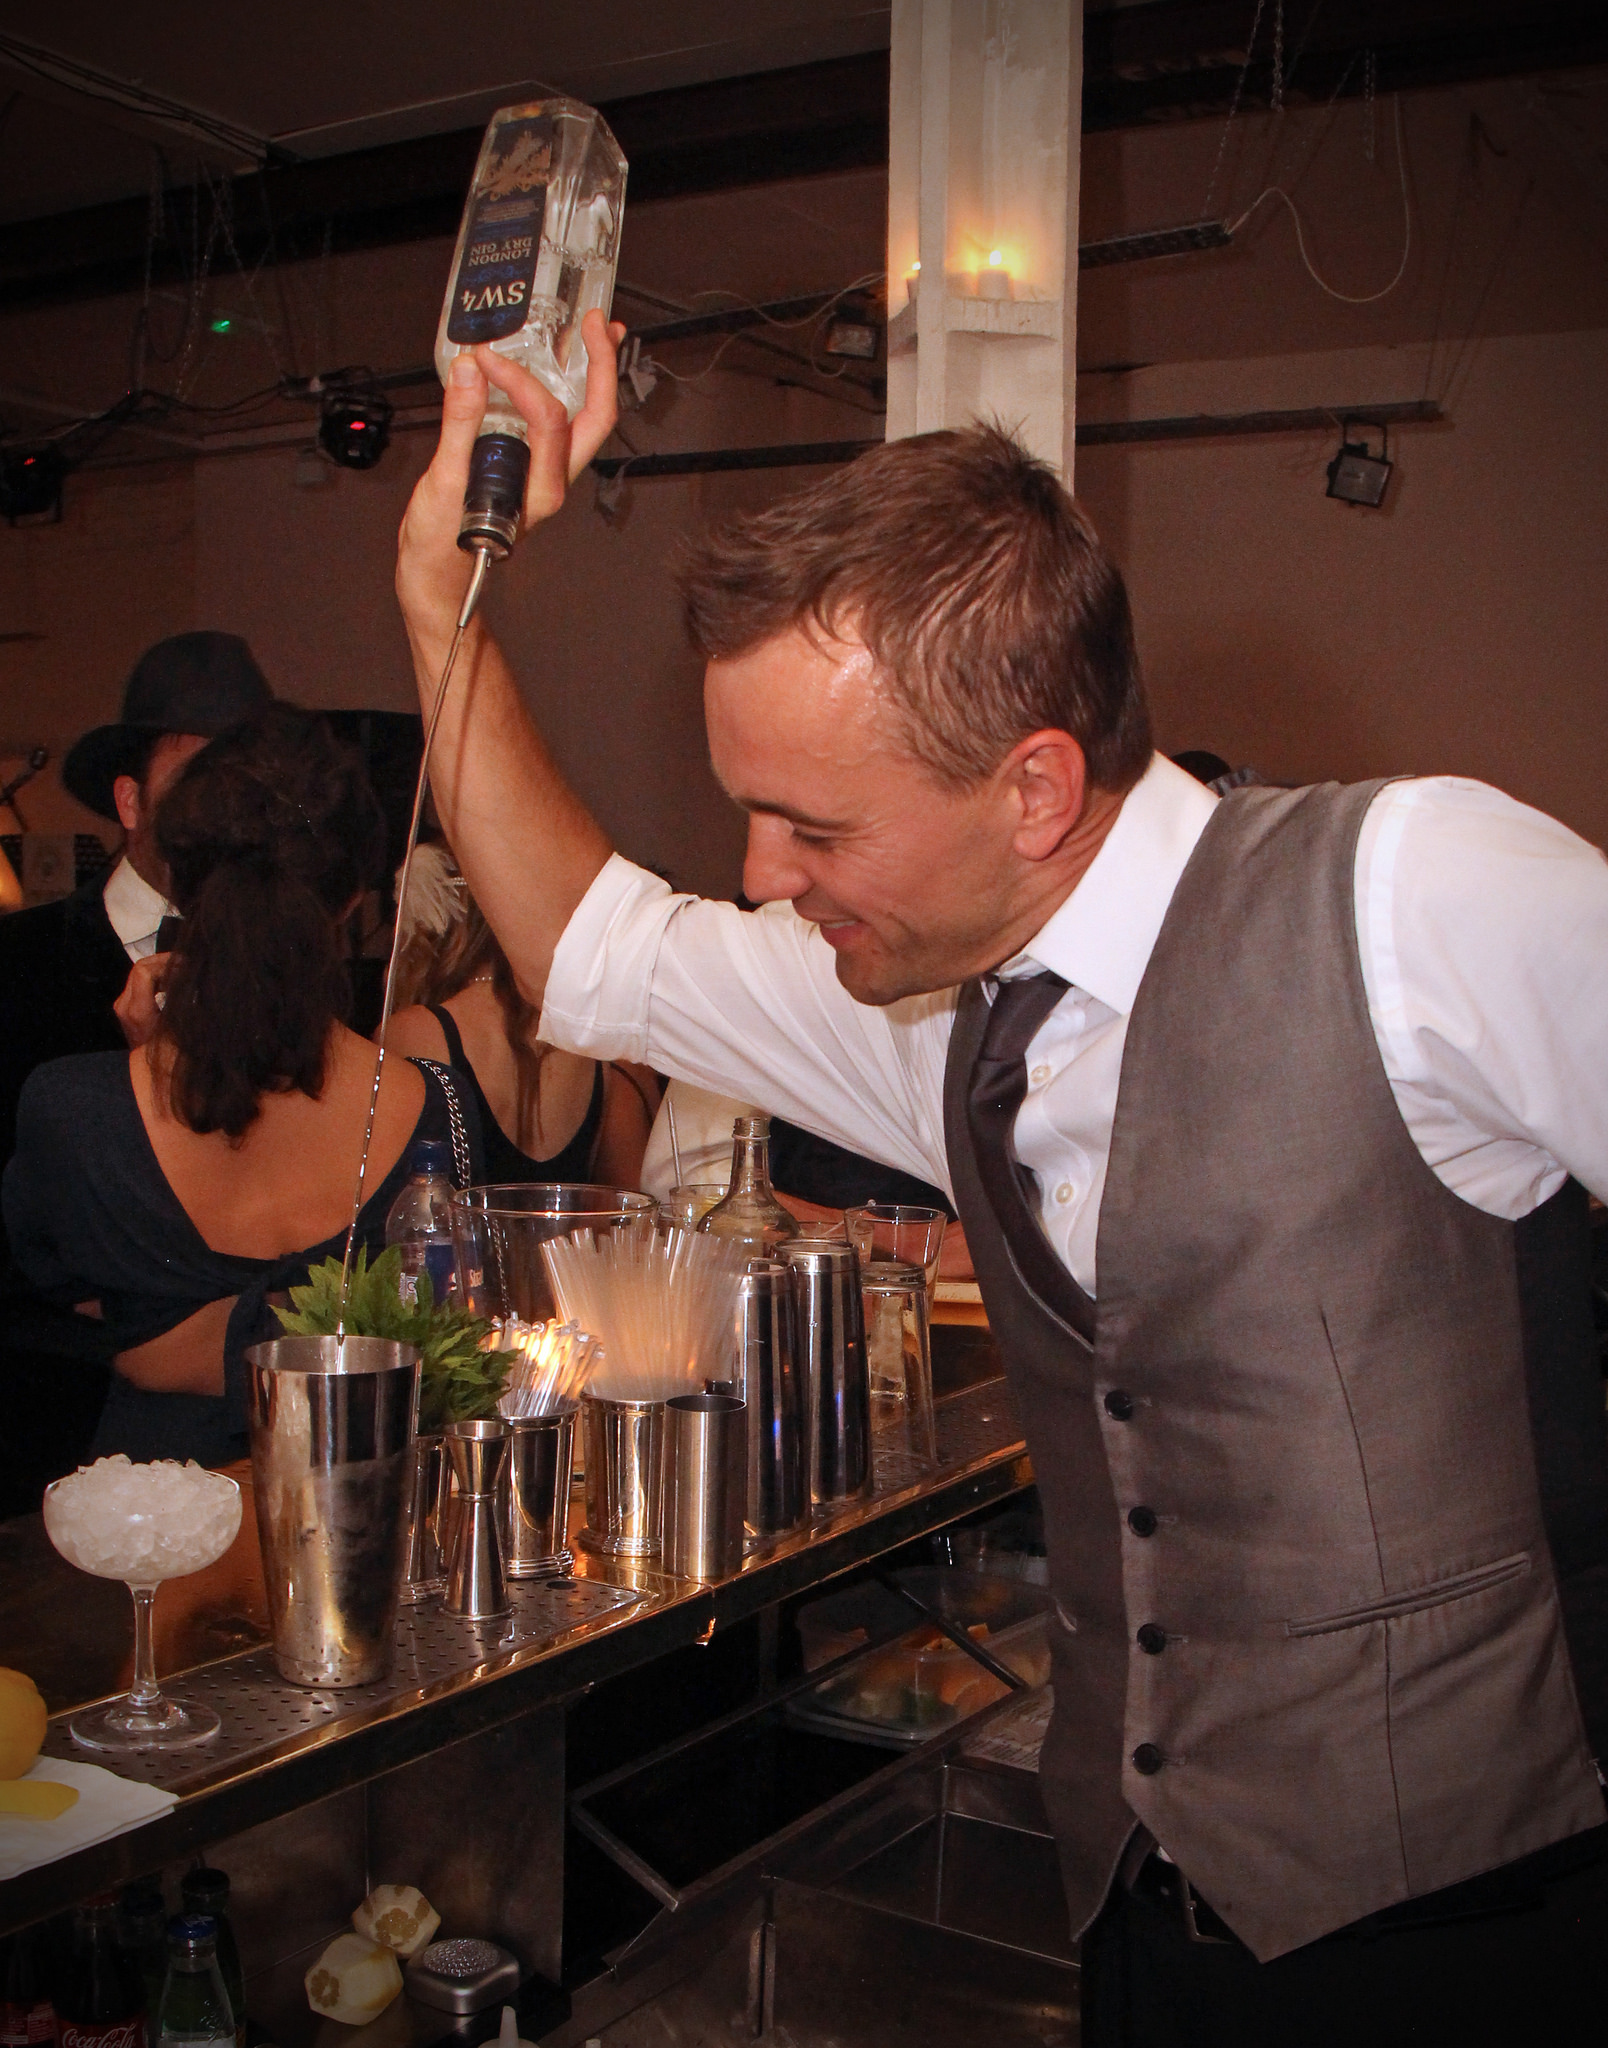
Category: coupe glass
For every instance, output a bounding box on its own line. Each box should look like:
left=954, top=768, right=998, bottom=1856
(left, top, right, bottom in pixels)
left=43, top=1457, right=242, bottom=1752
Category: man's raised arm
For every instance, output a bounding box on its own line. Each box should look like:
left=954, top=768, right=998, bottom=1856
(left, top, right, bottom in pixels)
left=394, top=311, right=623, bottom=1003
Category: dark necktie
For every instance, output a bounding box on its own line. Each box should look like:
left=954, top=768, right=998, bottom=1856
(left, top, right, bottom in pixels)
left=966, top=971, right=1096, bottom=1341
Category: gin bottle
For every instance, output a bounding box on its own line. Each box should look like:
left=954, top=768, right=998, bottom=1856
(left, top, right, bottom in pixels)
left=435, top=98, right=628, bottom=557
left=698, top=1116, right=800, bottom=1261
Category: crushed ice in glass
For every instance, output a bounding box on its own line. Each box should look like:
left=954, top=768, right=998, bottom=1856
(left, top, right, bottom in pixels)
left=43, top=1455, right=242, bottom=1586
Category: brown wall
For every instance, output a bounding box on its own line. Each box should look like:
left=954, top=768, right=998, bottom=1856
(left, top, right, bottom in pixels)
left=2, top=79, right=1605, bottom=875
left=1075, top=326, right=1608, bottom=843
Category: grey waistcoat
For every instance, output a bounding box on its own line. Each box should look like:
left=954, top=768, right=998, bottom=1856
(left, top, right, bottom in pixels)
left=942, top=779, right=1608, bottom=1960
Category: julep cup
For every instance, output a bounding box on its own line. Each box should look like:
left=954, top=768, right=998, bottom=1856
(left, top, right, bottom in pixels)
left=580, top=1394, right=664, bottom=1557
left=452, top=1184, right=657, bottom=1326
left=660, top=1393, right=747, bottom=1580
left=246, top=1335, right=419, bottom=1687
left=500, top=1407, right=577, bottom=1578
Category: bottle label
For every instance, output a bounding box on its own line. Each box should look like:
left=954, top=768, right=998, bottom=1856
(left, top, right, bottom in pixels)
left=448, top=117, right=553, bottom=345
left=58, top=2022, right=143, bottom=2048
left=1, top=1998, right=55, bottom=2047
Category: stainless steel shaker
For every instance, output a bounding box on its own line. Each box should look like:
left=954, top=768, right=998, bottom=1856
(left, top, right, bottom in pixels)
left=246, top=1335, right=420, bottom=1687
left=660, top=1393, right=747, bottom=1579
left=781, top=1239, right=872, bottom=1506
left=736, top=1259, right=805, bottom=1535
left=442, top=1419, right=512, bottom=1619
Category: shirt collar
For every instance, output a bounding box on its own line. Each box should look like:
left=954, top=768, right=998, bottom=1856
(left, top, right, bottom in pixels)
left=999, top=752, right=1219, bottom=1016
left=101, top=856, right=173, bottom=950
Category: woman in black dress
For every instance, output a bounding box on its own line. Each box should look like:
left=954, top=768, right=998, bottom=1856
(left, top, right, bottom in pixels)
left=386, top=844, right=656, bottom=1189
left=3, top=706, right=479, bottom=1465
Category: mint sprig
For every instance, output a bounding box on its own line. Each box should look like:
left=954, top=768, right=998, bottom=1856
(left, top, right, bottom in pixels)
left=273, top=1245, right=514, bottom=1431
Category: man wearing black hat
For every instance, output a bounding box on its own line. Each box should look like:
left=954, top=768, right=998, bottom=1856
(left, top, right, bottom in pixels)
left=0, top=631, right=272, bottom=1515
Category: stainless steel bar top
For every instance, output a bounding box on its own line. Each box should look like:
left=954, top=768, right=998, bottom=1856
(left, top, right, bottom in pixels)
left=0, top=1325, right=1024, bottom=1934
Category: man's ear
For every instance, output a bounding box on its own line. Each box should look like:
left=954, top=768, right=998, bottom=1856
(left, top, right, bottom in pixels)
left=1005, top=730, right=1088, bottom=862
left=112, top=773, right=142, bottom=835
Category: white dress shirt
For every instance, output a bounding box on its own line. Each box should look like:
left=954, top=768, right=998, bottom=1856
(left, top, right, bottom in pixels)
left=542, top=756, right=1608, bottom=1293
left=101, top=858, right=174, bottom=963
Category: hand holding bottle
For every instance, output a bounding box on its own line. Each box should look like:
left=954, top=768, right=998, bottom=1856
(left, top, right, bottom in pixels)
left=397, top=311, right=625, bottom=650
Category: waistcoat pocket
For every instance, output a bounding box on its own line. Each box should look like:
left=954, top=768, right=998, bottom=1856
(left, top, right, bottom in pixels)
left=1285, top=1552, right=1532, bottom=1638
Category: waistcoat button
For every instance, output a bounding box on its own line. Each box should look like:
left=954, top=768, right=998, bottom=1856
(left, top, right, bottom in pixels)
left=1137, top=1623, right=1167, bottom=1655
left=1104, top=1389, right=1135, bottom=1420
left=1132, top=1743, right=1165, bottom=1775
left=1128, top=1506, right=1158, bottom=1537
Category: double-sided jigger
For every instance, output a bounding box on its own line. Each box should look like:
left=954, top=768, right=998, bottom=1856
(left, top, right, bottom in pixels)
left=442, top=1418, right=512, bottom=1619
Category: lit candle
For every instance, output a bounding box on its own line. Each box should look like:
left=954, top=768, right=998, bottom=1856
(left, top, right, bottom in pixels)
left=977, top=249, right=1013, bottom=301
left=907, top=260, right=920, bottom=308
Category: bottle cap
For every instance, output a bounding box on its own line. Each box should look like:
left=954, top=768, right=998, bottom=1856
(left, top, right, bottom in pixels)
left=168, top=1914, right=218, bottom=1954
left=181, top=1866, right=230, bottom=1908
left=410, top=1139, right=451, bottom=1177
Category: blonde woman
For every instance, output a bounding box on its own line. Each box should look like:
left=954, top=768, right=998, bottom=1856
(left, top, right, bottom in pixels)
left=384, top=843, right=658, bottom=1187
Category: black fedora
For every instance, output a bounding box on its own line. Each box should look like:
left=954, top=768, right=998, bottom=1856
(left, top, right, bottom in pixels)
left=63, top=632, right=274, bottom=820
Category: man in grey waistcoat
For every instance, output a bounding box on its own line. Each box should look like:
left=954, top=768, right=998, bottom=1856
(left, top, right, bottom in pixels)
left=398, top=326, right=1608, bottom=2044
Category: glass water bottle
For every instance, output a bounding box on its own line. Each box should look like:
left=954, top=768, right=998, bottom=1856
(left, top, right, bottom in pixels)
left=434, top=98, right=628, bottom=557
left=154, top=1919, right=232, bottom=2048
left=698, top=1116, right=800, bottom=1260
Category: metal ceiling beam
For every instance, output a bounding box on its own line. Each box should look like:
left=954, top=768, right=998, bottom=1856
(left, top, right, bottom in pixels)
left=2, top=2, right=1604, bottom=312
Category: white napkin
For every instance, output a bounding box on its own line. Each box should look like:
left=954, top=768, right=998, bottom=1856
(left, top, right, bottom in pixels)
left=0, top=1757, right=177, bottom=1882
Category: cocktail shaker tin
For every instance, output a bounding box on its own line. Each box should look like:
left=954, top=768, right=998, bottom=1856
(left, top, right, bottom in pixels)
left=781, top=1239, right=871, bottom=1506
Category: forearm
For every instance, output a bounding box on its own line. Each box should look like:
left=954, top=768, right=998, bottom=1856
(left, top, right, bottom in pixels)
left=402, top=614, right=611, bottom=1005
left=395, top=323, right=623, bottom=1004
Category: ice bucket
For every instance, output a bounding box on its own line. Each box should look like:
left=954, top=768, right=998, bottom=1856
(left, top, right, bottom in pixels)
left=452, top=1184, right=656, bottom=1326
left=245, top=1335, right=420, bottom=1688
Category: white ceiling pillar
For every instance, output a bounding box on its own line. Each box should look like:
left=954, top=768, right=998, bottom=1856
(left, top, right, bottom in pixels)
left=886, top=0, right=1083, bottom=484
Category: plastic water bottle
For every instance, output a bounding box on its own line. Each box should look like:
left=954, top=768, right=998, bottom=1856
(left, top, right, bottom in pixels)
left=385, top=1140, right=458, bottom=1309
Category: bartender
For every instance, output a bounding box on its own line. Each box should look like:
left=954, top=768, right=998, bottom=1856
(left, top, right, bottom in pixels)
left=395, top=325, right=1608, bottom=2046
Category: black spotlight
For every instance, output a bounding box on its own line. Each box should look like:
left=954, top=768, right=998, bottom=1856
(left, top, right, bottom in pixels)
left=319, top=386, right=393, bottom=470
left=0, top=443, right=67, bottom=524
left=1325, top=420, right=1392, bottom=508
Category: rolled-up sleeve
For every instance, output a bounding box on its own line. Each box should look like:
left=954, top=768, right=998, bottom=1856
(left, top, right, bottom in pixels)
left=541, top=854, right=956, bottom=1196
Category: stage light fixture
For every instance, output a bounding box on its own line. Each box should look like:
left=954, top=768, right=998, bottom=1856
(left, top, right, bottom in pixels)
left=318, top=387, right=393, bottom=470
left=1326, top=421, right=1392, bottom=508
left=0, top=444, right=67, bottom=524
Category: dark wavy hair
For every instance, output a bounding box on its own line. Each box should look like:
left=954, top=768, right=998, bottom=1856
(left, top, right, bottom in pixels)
left=153, top=703, right=387, bottom=1140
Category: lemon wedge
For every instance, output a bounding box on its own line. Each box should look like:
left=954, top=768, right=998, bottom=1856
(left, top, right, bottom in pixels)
left=0, top=1780, right=79, bottom=1820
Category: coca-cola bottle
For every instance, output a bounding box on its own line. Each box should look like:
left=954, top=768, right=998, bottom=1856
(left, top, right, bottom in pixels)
left=1, top=1927, right=54, bottom=2048
left=52, top=1897, right=144, bottom=2048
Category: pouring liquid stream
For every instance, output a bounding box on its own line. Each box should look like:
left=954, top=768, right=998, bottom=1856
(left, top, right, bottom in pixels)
left=335, top=544, right=493, bottom=1339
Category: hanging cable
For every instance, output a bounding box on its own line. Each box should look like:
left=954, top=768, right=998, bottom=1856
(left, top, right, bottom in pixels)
left=1230, top=91, right=1412, bottom=306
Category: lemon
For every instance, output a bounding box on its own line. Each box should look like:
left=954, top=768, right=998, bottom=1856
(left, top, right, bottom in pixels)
left=0, top=1669, right=48, bottom=1781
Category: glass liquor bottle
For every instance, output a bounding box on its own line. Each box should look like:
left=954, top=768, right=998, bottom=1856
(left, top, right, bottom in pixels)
left=698, top=1116, right=800, bottom=1260
left=435, top=98, right=628, bottom=557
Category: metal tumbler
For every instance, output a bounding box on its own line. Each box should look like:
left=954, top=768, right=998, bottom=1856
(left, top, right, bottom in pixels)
left=579, top=1394, right=664, bottom=1557
left=781, top=1239, right=872, bottom=1507
left=442, top=1419, right=512, bottom=1620
left=737, top=1259, right=804, bottom=1536
left=500, top=1407, right=577, bottom=1578
left=245, top=1335, right=420, bottom=1687
left=660, top=1393, right=747, bottom=1580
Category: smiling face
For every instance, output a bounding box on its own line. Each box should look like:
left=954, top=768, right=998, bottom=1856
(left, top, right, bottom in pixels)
left=704, top=626, right=1109, bottom=1006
